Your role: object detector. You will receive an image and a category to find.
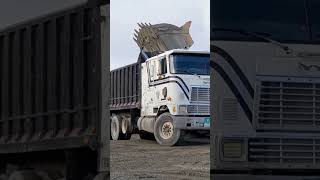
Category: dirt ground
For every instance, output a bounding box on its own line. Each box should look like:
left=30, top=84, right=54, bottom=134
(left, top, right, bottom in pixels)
left=110, top=134, right=210, bottom=180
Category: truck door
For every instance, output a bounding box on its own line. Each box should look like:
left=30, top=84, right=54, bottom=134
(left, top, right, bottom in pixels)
left=145, top=57, right=167, bottom=115
left=156, top=57, right=168, bottom=102
left=145, top=60, right=157, bottom=115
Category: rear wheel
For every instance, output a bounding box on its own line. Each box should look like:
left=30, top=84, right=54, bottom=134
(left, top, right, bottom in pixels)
left=111, top=114, right=124, bottom=140
left=121, top=117, right=132, bottom=140
left=154, top=113, right=181, bottom=146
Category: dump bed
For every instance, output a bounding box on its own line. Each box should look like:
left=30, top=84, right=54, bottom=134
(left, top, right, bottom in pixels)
left=0, top=3, right=105, bottom=153
left=110, top=62, right=141, bottom=110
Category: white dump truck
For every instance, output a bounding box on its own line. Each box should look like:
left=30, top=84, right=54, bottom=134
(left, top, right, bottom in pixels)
left=110, top=22, right=210, bottom=146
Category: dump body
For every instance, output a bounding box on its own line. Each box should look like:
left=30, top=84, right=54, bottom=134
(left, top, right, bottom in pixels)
left=0, top=0, right=89, bottom=30
left=0, top=1, right=109, bottom=179
left=110, top=63, right=141, bottom=111
left=0, top=2, right=103, bottom=154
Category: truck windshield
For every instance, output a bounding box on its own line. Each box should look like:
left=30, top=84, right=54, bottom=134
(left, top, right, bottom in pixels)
left=170, top=53, right=210, bottom=75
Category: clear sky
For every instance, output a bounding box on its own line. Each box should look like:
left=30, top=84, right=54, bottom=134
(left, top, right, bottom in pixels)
left=111, top=0, right=210, bottom=70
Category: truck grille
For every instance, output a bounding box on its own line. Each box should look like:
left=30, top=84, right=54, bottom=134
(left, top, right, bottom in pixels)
left=255, top=80, right=320, bottom=131
left=187, top=105, right=209, bottom=114
left=190, top=87, right=210, bottom=103
left=249, top=138, right=320, bottom=164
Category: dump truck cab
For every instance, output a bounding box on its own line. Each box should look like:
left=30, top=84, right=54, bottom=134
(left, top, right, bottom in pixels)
left=141, top=49, right=210, bottom=129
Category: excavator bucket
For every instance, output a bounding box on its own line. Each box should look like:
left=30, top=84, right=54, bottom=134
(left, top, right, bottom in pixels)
left=133, top=21, right=194, bottom=53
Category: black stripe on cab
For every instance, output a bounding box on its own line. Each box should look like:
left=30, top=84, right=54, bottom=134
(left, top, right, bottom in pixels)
left=150, top=80, right=190, bottom=100
left=210, top=60, right=253, bottom=123
left=153, top=76, right=190, bottom=92
left=211, top=45, right=254, bottom=98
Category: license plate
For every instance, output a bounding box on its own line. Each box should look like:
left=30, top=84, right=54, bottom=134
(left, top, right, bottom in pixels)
left=204, top=117, right=210, bottom=127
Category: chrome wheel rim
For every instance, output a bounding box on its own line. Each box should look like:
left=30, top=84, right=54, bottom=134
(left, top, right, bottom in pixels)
left=160, top=121, right=174, bottom=140
left=111, top=117, right=118, bottom=139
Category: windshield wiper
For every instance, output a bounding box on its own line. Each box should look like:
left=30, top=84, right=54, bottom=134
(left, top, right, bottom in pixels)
left=174, top=70, right=191, bottom=74
left=212, top=28, right=294, bottom=54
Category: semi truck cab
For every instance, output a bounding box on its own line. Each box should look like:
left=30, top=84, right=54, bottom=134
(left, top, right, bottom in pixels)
left=137, top=49, right=210, bottom=145
left=141, top=49, right=210, bottom=131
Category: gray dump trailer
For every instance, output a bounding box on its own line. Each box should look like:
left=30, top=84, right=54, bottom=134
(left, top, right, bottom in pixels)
left=0, top=1, right=109, bottom=180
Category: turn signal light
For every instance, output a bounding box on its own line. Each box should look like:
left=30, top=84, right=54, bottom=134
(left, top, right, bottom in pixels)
left=172, top=106, right=176, bottom=112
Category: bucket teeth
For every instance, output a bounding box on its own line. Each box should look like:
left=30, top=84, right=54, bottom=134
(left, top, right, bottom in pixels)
left=134, top=29, right=139, bottom=36
left=138, top=23, right=144, bottom=28
left=133, top=21, right=194, bottom=52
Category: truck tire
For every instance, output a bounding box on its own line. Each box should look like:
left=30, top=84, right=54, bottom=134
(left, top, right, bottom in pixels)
left=121, top=117, right=132, bottom=140
left=111, top=114, right=124, bottom=140
left=154, top=113, right=181, bottom=146
left=138, top=130, right=155, bottom=140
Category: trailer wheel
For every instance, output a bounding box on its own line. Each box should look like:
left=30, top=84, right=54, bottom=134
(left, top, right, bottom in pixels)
left=138, top=130, right=155, bottom=140
left=121, top=118, right=132, bottom=140
left=111, top=114, right=124, bottom=140
left=154, top=113, right=180, bottom=146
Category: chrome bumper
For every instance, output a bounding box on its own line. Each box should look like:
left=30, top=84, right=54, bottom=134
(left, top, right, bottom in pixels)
left=172, top=116, right=210, bottom=130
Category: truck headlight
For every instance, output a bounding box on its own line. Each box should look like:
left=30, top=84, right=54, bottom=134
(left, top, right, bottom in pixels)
left=179, top=105, right=187, bottom=114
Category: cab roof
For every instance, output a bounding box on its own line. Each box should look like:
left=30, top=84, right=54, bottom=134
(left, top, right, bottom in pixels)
left=146, top=49, right=209, bottom=62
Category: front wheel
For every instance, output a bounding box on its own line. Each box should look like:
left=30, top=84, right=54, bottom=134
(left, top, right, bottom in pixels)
left=154, top=113, right=181, bottom=146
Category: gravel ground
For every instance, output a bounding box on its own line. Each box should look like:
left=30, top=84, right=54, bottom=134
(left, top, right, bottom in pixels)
left=110, top=134, right=210, bottom=180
